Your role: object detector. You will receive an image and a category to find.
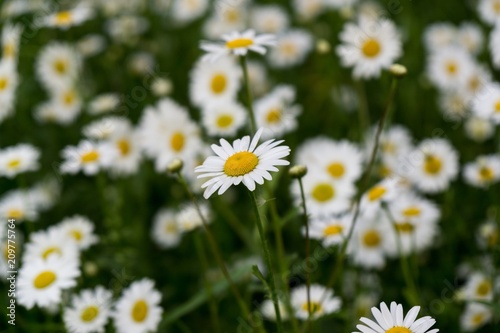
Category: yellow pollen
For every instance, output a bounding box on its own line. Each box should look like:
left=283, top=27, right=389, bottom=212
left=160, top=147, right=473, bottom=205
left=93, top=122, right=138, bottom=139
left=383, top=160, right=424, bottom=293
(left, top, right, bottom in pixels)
left=81, top=306, right=99, bottom=322
left=327, top=162, right=345, bottom=178
left=266, top=108, right=282, bottom=124
left=280, top=42, right=297, bottom=56
left=494, top=0, right=500, bottom=13
left=367, top=185, right=386, bottom=202
left=0, top=77, right=8, bottom=91
left=362, top=230, right=381, bottom=247
left=323, top=225, right=343, bottom=236
left=117, top=139, right=131, bottom=156
left=424, top=155, right=442, bottom=175
left=54, top=11, right=73, bottom=25
left=226, top=38, right=254, bottom=49
left=446, top=61, right=457, bottom=75
left=479, top=166, right=494, bottom=181
left=81, top=150, right=99, bottom=163
left=165, top=223, right=177, bottom=234
left=381, top=142, right=396, bottom=154
left=54, top=59, right=68, bottom=74
left=301, top=301, right=323, bottom=314
left=33, top=271, right=57, bottom=289
left=312, top=183, right=335, bottom=202
left=3, top=43, right=15, bottom=58
left=223, top=151, right=259, bottom=176
left=488, top=230, right=499, bottom=247
left=494, top=100, right=500, bottom=113
left=361, top=38, right=381, bottom=58
left=225, top=8, right=240, bottom=23
left=131, top=300, right=148, bottom=322
left=7, top=159, right=21, bottom=169
left=469, top=76, right=481, bottom=92
left=71, top=230, right=83, bottom=241
left=403, top=206, right=421, bottom=217
left=472, top=313, right=485, bottom=325
left=42, top=246, right=62, bottom=259
left=8, top=209, right=23, bottom=219
left=385, top=327, right=412, bottom=333
left=63, top=90, right=76, bottom=105
left=395, top=222, right=415, bottom=233
left=210, top=74, right=227, bottom=94
left=476, top=280, right=491, bottom=297
left=170, top=132, right=185, bottom=152
left=216, top=114, right=233, bottom=128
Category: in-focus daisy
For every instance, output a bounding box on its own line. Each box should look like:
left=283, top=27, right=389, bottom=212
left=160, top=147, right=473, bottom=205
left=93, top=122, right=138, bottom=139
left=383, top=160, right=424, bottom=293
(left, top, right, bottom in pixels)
left=0, top=190, right=38, bottom=222
left=60, top=140, right=117, bottom=175
left=308, top=213, right=352, bottom=247
left=460, top=302, right=492, bottom=332
left=0, top=144, right=40, bottom=178
left=63, top=287, right=112, bottom=333
left=426, top=46, right=474, bottom=90
left=57, top=215, right=99, bottom=250
left=291, top=284, right=341, bottom=320
left=353, top=301, right=439, bottom=333
left=36, top=42, right=81, bottom=90
left=151, top=208, right=182, bottom=249
left=471, top=82, right=500, bottom=124
left=463, top=155, right=500, bottom=188
left=176, top=203, right=211, bottom=233
left=251, top=5, right=289, bottom=34
left=336, top=17, right=402, bottom=79
left=112, top=279, right=163, bottom=333
left=195, top=128, right=290, bottom=198
left=88, top=93, right=120, bottom=115
left=38, top=5, right=93, bottom=29
left=268, top=29, right=313, bottom=68
left=17, top=255, right=80, bottom=309
left=200, top=30, right=276, bottom=62
left=201, top=100, right=247, bottom=137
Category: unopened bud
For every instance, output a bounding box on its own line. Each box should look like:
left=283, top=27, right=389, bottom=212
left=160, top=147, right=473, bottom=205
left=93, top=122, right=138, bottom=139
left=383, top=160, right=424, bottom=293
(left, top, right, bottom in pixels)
left=316, top=39, right=331, bottom=54
left=167, top=159, right=184, bottom=173
left=389, top=64, right=407, bottom=78
left=289, top=165, right=308, bottom=178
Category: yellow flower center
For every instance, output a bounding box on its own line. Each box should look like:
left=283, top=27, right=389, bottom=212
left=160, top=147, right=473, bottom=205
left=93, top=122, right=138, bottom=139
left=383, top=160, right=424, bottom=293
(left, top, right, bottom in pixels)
left=367, top=185, right=386, bottom=202
left=223, top=151, right=259, bottom=177
left=81, top=306, right=99, bottom=322
left=476, top=280, right=491, bottom=296
left=381, top=142, right=396, bottom=154
left=55, top=11, right=73, bottom=25
left=165, top=222, right=177, bottom=234
left=42, top=246, right=62, bottom=259
left=71, top=230, right=83, bottom=241
left=424, top=155, right=442, bottom=175
left=395, top=222, right=415, bottom=233
left=131, top=300, right=148, bottom=322
left=379, top=164, right=392, bottom=178
left=323, top=225, right=343, bottom=236
left=33, top=271, right=57, bottom=289
left=216, top=114, right=234, bottom=128
left=3, top=43, right=15, bottom=58
left=469, top=76, right=481, bottom=92
left=280, top=42, right=297, bottom=56
left=54, top=59, right=68, bottom=74
left=488, top=230, right=499, bottom=247
left=472, top=313, right=485, bottom=325
left=81, top=150, right=99, bottom=163
left=266, top=108, right=282, bottom=124
left=361, top=38, right=381, bottom=58
left=479, top=166, right=494, bottom=181
left=8, top=209, right=23, bottom=219
left=117, top=139, right=131, bottom=156
left=495, top=100, right=500, bottom=113
left=312, top=183, right=335, bottom=202
left=0, top=77, right=8, bottom=91
left=170, top=132, right=185, bottom=152
left=402, top=206, right=421, bottom=217
left=63, top=90, right=76, bottom=106
left=362, top=230, right=381, bottom=247
left=385, top=327, right=412, bottom=333
left=327, top=162, right=345, bottom=178
left=446, top=61, right=457, bottom=75
left=210, top=74, right=227, bottom=94
left=224, top=8, right=240, bottom=23
left=226, top=38, right=254, bottom=49
left=493, top=0, right=500, bottom=13
left=301, top=301, right=323, bottom=314
left=7, top=159, right=20, bottom=169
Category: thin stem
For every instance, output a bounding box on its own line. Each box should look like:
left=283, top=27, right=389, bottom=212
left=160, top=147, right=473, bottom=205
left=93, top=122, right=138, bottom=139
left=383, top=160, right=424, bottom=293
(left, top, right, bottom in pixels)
left=250, top=191, right=284, bottom=333
left=239, top=55, right=257, bottom=133
left=298, top=178, right=312, bottom=329
left=355, top=79, right=370, bottom=138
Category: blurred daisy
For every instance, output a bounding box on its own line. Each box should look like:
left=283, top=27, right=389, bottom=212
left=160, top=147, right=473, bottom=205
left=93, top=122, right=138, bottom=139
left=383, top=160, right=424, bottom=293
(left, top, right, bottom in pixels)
left=407, top=139, right=459, bottom=193
left=464, top=116, right=494, bottom=142
left=354, top=301, right=439, bottom=333
left=200, top=30, right=276, bottom=62
left=170, top=0, right=209, bottom=25
left=460, top=272, right=494, bottom=301
left=23, top=228, right=79, bottom=263
left=0, top=144, right=40, bottom=178
left=251, top=5, right=289, bottom=34
left=308, top=213, right=352, bottom=247
left=57, top=215, right=98, bottom=250
left=337, top=17, right=402, bottom=79
left=460, top=302, right=492, bottom=332
left=471, top=82, right=500, bottom=124
left=63, top=287, right=112, bottom=333
left=28, top=178, right=61, bottom=211
left=462, top=64, right=491, bottom=100
left=293, top=0, right=325, bottom=21
left=366, top=125, right=413, bottom=165
left=195, top=128, right=290, bottom=198
left=176, top=203, right=211, bottom=232
left=0, top=59, right=18, bottom=123
left=457, top=23, right=483, bottom=55
left=112, top=279, right=163, bottom=333
left=201, top=100, right=247, bottom=137
left=489, top=24, right=500, bottom=68
left=108, top=122, right=142, bottom=176
left=17, top=255, right=80, bottom=309
left=247, top=60, right=269, bottom=97
left=1, top=23, right=23, bottom=62
left=427, top=46, right=474, bottom=90
left=478, top=0, right=500, bottom=25
left=83, top=116, right=126, bottom=140
left=291, top=284, right=341, bottom=320
left=151, top=77, right=172, bottom=96
left=477, top=220, right=499, bottom=249
left=36, top=42, right=81, bottom=90
left=106, top=15, right=149, bottom=45
left=268, top=29, right=313, bottom=68
left=39, top=5, right=93, bottom=29
left=151, top=208, right=182, bottom=249
left=261, top=299, right=289, bottom=321
left=423, top=23, right=457, bottom=51
left=463, top=155, right=500, bottom=188
left=348, top=214, right=388, bottom=269
left=77, top=34, right=106, bottom=57
left=360, top=178, right=401, bottom=216
left=438, top=91, right=469, bottom=122
left=60, top=140, right=117, bottom=175
left=88, top=93, right=120, bottom=115
left=202, top=2, right=248, bottom=39
left=0, top=190, right=38, bottom=222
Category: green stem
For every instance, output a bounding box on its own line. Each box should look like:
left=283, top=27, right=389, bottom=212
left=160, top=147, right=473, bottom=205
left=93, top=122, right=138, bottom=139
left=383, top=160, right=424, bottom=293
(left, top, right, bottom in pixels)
left=355, top=79, right=370, bottom=138
left=298, top=178, right=312, bottom=330
left=239, top=55, right=257, bottom=133
left=250, top=191, right=284, bottom=333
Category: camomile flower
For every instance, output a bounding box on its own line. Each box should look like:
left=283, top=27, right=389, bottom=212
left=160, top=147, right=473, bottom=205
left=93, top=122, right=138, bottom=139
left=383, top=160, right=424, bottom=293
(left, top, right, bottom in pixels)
left=477, top=0, right=500, bottom=26
left=200, top=30, right=276, bottom=62
left=57, top=215, right=98, bottom=250
left=170, top=0, right=209, bottom=25
left=477, top=220, right=499, bottom=249
left=332, top=85, right=358, bottom=113
left=28, top=178, right=61, bottom=211
left=348, top=214, right=388, bottom=269
left=255, top=85, right=302, bottom=138
left=88, top=93, right=120, bottom=115
left=353, top=301, right=439, bottom=333
left=112, top=279, right=163, bottom=333
left=127, top=52, right=155, bottom=75
left=2, top=23, right=23, bottom=62
left=438, top=90, right=469, bottom=122
left=151, top=208, right=182, bottom=249
left=63, top=287, right=112, bottom=333
left=176, top=203, right=211, bottom=233
left=489, top=24, right=500, bottom=68
left=107, top=122, right=142, bottom=176
left=260, top=299, right=289, bottom=321
left=77, top=34, right=106, bottom=57
left=268, top=29, right=313, bottom=68
left=292, top=0, right=325, bottom=21
left=471, top=82, right=500, bottom=124
left=38, top=5, right=93, bottom=29
left=51, top=85, right=83, bottom=123
left=291, top=284, right=341, bottom=320
left=189, top=56, right=241, bottom=108
left=308, top=213, right=352, bottom=247
left=60, top=140, right=117, bottom=175
left=464, top=116, right=494, bottom=142
left=360, top=178, right=401, bottom=216
left=460, top=272, right=494, bottom=301
left=0, top=144, right=40, bottom=178
left=366, top=125, right=413, bottom=165
left=23, top=228, right=79, bottom=263
left=17, top=255, right=80, bottom=309
left=426, top=46, right=474, bottom=90
left=423, top=23, right=457, bottom=51
left=0, top=190, right=38, bottom=222
left=460, top=302, right=492, bottom=332
left=407, top=139, right=459, bottom=193
left=195, top=128, right=290, bottom=199
left=463, top=155, right=500, bottom=188
left=461, top=64, right=491, bottom=100
left=36, top=42, right=81, bottom=90
left=251, top=5, right=289, bottom=34
left=106, top=15, right=149, bottom=45
left=325, top=0, right=358, bottom=10
left=0, top=59, right=18, bottom=123
left=202, top=2, right=249, bottom=39
left=457, top=23, right=483, bottom=55
left=247, top=60, right=269, bottom=97
left=336, top=17, right=402, bottom=79
left=83, top=116, right=128, bottom=140
left=201, top=100, right=247, bottom=137
left=151, top=77, right=172, bottom=96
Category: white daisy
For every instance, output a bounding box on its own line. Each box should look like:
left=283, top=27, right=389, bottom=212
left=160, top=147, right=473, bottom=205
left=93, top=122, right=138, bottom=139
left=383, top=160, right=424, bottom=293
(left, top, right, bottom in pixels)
left=477, top=220, right=499, bottom=249
left=0, top=59, right=18, bottom=123
left=348, top=213, right=388, bottom=269
left=63, top=287, right=112, bottom=333
left=291, top=284, right=341, bottom=320
left=0, top=190, right=38, bottom=222
left=463, top=154, right=500, bottom=188
left=464, top=116, right=495, bottom=142
left=268, top=29, right=313, bottom=68
left=77, top=34, right=107, bottom=58
left=36, top=42, right=81, bottom=90
left=106, top=15, right=149, bottom=45
left=478, top=0, right=500, bottom=26
left=51, top=85, right=83, bottom=124
left=195, top=128, right=290, bottom=199
left=457, top=22, right=483, bottom=55
left=27, top=178, right=61, bottom=211
left=308, top=213, right=352, bottom=247
left=201, top=100, right=247, bottom=137
left=202, top=2, right=249, bottom=39
left=471, top=82, right=500, bottom=124
left=438, top=90, right=469, bottom=122
left=2, top=23, right=23, bottom=62
left=151, top=77, right=173, bottom=96
left=426, top=46, right=474, bottom=90
left=57, top=215, right=99, bottom=250
left=151, top=208, right=182, bottom=249
left=489, top=24, right=500, bottom=68
left=260, top=299, right=290, bottom=321
left=200, top=29, right=276, bottom=62
left=23, top=228, right=80, bottom=263
left=17, top=255, right=80, bottom=309
left=359, top=178, right=402, bottom=216
left=38, top=5, right=93, bottom=30
left=247, top=60, right=270, bottom=97
left=423, top=23, right=457, bottom=51
left=83, top=116, right=128, bottom=140
left=60, top=140, right=117, bottom=175
left=176, top=203, right=211, bottom=232
left=112, top=279, right=163, bottom=333
left=251, top=5, right=289, bottom=34
left=0, top=144, right=40, bottom=178
left=460, top=302, right=492, bottom=332
left=170, top=0, right=209, bottom=25
left=88, top=93, right=120, bottom=115
left=292, top=0, right=325, bottom=21
left=354, top=301, right=439, bottom=333
left=107, top=121, right=142, bottom=176
left=336, top=17, right=402, bottom=79
left=460, top=272, right=494, bottom=301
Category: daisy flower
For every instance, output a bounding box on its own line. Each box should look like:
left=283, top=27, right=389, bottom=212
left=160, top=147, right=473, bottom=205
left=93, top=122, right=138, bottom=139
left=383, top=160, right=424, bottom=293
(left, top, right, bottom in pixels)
left=176, top=203, right=211, bottom=233
left=201, top=100, right=247, bottom=137
left=457, top=22, right=483, bottom=55
left=83, top=116, right=128, bottom=140
left=460, top=302, right=492, bottom=332
left=464, top=116, right=494, bottom=142
left=251, top=5, right=289, bottom=34
left=0, top=59, right=18, bottom=123
left=353, top=301, right=439, bottom=333
left=308, top=213, right=352, bottom=247
left=0, top=144, right=40, bottom=178
left=477, top=220, right=499, bottom=249
left=23, top=228, right=79, bottom=263
left=438, top=91, right=469, bottom=122
left=17, top=255, right=80, bottom=309
left=292, top=0, right=325, bottom=21
left=336, top=17, right=402, bottom=79
left=36, top=42, right=81, bottom=90
left=195, top=128, right=290, bottom=199
left=260, top=299, right=290, bottom=321
left=200, top=29, right=276, bottom=62
left=348, top=214, right=388, bottom=269
left=38, top=5, right=93, bottom=30
left=478, top=0, right=500, bottom=26
left=359, top=178, right=401, bottom=216
left=77, top=34, right=106, bottom=58
left=489, top=24, right=500, bottom=68
left=27, top=178, right=61, bottom=211
left=423, top=23, right=457, bottom=51
left=268, top=29, right=313, bottom=68
left=63, top=287, right=112, bottom=333
left=2, top=23, right=23, bottom=62
left=0, top=190, right=38, bottom=222
left=88, top=93, right=120, bottom=115
left=60, top=140, right=117, bottom=175
left=151, top=77, right=172, bottom=96
left=471, top=82, right=500, bottom=124
left=202, top=2, right=249, bottom=39
left=57, top=215, right=99, bottom=250
left=151, top=208, right=182, bottom=249
left=463, top=154, right=500, bottom=188
left=106, top=16, right=149, bottom=45
left=170, top=0, right=209, bottom=25
left=426, top=46, right=474, bottom=90
left=460, top=272, right=494, bottom=301
left=112, top=279, right=163, bottom=333
left=291, top=284, right=341, bottom=320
